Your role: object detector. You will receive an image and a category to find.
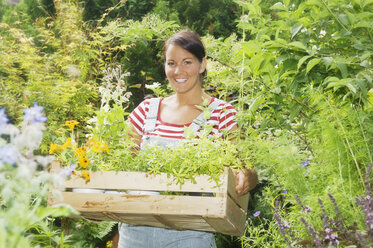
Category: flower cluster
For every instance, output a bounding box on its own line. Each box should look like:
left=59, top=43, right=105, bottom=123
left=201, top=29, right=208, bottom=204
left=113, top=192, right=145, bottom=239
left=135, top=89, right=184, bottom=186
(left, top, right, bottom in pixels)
left=274, top=173, right=373, bottom=248
left=1, top=103, right=52, bottom=167
left=99, top=66, right=132, bottom=112
left=0, top=103, right=75, bottom=246
left=49, top=121, right=109, bottom=182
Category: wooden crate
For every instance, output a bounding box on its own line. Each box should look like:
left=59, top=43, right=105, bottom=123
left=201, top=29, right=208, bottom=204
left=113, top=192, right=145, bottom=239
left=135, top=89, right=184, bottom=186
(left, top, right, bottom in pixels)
left=48, top=161, right=249, bottom=236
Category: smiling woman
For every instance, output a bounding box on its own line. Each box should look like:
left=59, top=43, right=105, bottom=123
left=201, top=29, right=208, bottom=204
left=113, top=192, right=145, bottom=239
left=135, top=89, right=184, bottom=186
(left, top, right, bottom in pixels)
left=164, top=43, right=206, bottom=96
left=117, top=29, right=258, bottom=248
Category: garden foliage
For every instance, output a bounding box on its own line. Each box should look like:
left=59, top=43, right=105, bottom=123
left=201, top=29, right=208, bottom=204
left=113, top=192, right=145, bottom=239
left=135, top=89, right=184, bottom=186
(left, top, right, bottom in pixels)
left=1, top=0, right=373, bottom=247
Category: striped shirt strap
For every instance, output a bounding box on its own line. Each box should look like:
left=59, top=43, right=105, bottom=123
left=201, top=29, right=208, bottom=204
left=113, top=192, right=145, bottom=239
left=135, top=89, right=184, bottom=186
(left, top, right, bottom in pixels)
left=143, top=98, right=161, bottom=133
left=187, top=99, right=225, bottom=136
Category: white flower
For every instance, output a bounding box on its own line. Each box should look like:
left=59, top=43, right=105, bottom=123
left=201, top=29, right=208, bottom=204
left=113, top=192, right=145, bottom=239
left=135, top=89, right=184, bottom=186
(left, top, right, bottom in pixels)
left=145, top=82, right=161, bottom=89
left=240, top=15, right=248, bottom=22
left=23, top=103, right=47, bottom=124
left=0, top=145, right=20, bottom=166
left=36, top=155, right=55, bottom=168
left=1, top=124, right=20, bottom=141
left=14, top=123, right=45, bottom=151
left=66, top=65, right=81, bottom=78
left=0, top=108, right=8, bottom=126
left=319, top=30, right=326, bottom=38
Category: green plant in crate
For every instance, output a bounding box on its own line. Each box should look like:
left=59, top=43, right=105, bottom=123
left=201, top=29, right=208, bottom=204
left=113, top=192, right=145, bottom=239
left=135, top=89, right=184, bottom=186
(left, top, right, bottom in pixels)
left=50, top=107, right=251, bottom=186
left=135, top=132, right=247, bottom=186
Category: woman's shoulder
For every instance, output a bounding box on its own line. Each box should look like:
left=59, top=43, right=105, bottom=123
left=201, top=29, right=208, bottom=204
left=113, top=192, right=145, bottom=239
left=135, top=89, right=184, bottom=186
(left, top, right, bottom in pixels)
left=136, top=97, right=162, bottom=109
left=211, top=97, right=237, bottom=113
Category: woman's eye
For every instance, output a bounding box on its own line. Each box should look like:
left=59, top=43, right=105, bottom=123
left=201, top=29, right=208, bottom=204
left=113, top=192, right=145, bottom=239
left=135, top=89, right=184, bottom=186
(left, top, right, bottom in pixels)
left=184, top=61, right=192, bottom=65
left=167, top=62, right=175, bottom=66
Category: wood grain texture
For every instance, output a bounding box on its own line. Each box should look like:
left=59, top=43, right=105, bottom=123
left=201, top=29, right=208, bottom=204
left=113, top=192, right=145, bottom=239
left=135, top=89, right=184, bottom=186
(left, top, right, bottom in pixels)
left=48, top=161, right=249, bottom=236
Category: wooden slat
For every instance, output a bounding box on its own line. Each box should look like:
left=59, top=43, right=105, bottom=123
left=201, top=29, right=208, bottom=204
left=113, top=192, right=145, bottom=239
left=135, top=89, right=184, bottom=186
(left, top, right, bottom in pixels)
left=225, top=193, right=247, bottom=236
left=50, top=161, right=227, bottom=194
left=48, top=161, right=248, bottom=236
left=227, top=168, right=250, bottom=211
left=152, top=215, right=180, bottom=230
left=49, top=192, right=227, bottom=217
left=204, top=195, right=246, bottom=236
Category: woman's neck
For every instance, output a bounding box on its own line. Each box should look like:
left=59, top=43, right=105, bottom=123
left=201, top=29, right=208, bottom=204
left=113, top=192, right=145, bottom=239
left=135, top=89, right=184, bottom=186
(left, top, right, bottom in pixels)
left=171, top=89, right=211, bottom=106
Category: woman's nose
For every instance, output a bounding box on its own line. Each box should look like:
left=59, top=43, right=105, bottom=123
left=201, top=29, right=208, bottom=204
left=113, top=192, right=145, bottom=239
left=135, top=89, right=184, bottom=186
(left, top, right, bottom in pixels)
left=174, top=65, right=181, bottom=74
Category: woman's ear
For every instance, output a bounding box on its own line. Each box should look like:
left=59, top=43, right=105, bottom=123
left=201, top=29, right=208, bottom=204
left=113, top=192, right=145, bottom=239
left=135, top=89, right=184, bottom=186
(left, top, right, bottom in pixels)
left=199, top=57, right=207, bottom=74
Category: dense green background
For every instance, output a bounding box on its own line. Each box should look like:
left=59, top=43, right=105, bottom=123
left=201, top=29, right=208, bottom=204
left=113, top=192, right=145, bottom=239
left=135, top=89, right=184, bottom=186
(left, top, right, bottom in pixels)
left=1, top=0, right=372, bottom=247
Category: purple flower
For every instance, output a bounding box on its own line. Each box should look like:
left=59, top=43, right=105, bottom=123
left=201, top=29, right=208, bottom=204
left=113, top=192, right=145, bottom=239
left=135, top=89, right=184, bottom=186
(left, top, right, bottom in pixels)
left=253, top=211, right=261, bottom=217
left=0, top=145, right=19, bottom=166
left=304, top=205, right=312, bottom=213
left=23, top=103, right=47, bottom=124
left=284, top=221, right=291, bottom=228
left=282, top=189, right=288, bottom=194
left=324, top=231, right=339, bottom=246
left=301, top=160, right=310, bottom=167
left=0, top=108, right=8, bottom=125
left=60, top=164, right=75, bottom=179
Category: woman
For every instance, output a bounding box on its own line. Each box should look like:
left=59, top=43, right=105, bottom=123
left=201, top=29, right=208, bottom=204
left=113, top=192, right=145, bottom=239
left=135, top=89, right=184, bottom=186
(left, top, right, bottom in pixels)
left=118, top=30, right=258, bottom=248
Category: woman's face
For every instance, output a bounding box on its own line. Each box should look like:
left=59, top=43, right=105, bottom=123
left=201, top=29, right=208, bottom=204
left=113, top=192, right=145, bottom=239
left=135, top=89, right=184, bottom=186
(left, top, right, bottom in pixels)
left=164, top=44, right=206, bottom=95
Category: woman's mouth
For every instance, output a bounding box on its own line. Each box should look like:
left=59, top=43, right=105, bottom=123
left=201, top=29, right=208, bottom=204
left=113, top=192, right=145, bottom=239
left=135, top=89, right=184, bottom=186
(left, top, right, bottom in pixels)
left=175, top=78, right=187, bottom=83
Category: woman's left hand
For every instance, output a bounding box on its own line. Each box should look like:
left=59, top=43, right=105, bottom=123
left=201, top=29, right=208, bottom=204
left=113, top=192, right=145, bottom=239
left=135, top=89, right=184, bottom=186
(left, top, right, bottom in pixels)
left=234, top=168, right=258, bottom=196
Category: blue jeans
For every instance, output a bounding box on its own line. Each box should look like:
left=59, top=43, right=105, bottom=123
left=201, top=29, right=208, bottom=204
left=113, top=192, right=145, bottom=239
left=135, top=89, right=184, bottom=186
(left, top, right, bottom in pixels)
left=118, top=223, right=216, bottom=248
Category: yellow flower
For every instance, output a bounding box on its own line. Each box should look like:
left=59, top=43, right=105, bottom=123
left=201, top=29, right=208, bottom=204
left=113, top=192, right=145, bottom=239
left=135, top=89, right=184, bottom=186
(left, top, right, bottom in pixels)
left=73, top=146, right=87, bottom=158
left=86, top=138, right=95, bottom=148
left=49, top=143, right=63, bottom=154
left=79, top=157, right=89, bottom=168
left=62, top=138, right=72, bottom=149
left=81, top=170, right=90, bottom=182
left=92, top=141, right=109, bottom=153
left=65, top=120, right=79, bottom=130
left=103, top=143, right=109, bottom=153
left=106, top=241, right=113, bottom=248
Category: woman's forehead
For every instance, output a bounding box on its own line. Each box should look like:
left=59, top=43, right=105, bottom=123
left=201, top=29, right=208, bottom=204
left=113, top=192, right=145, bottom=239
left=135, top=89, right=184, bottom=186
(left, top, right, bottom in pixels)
left=165, top=44, right=196, bottom=60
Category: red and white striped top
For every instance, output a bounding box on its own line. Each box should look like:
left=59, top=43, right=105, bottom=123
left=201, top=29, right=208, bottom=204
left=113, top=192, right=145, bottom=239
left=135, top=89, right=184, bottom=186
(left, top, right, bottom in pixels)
left=128, top=97, right=237, bottom=139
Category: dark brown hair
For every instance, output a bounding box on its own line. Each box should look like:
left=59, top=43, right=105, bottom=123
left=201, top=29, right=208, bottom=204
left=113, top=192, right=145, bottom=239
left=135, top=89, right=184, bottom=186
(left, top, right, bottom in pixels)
left=163, top=30, right=207, bottom=77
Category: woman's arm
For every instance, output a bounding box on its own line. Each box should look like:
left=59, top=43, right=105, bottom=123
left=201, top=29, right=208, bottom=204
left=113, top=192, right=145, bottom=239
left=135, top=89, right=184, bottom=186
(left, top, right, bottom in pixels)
left=234, top=168, right=258, bottom=196
left=229, top=125, right=258, bottom=196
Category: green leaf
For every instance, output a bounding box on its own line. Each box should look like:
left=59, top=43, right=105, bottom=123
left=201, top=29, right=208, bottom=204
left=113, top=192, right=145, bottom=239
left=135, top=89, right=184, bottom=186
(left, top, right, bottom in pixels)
left=352, top=40, right=365, bottom=50
left=249, top=96, right=265, bottom=113
left=306, top=58, right=321, bottom=74
left=291, top=24, right=303, bottom=40
left=360, top=60, right=369, bottom=68
left=271, top=87, right=282, bottom=94
left=345, top=81, right=357, bottom=94
left=241, top=41, right=260, bottom=57
left=288, top=41, right=307, bottom=51
left=322, top=57, right=334, bottom=70
left=336, top=61, right=348, bottom=78
left=235, top=1, right=260, bottom=15
left=361, top=52, right=372, bottom=61
left=36, top=204, right=79, bottom=220
left=280, top=70, right=297, bottom=80
left=297, top=55, right=312, bottom=70
left=270, top=2, right=288, bottom=11
left=354, top=21, right=371, bottom=28
left=325, top=77, right=340, bottom=84
left=326, top=81, right=343, bottom=90
left=338, top=14, right=350, bottom=26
